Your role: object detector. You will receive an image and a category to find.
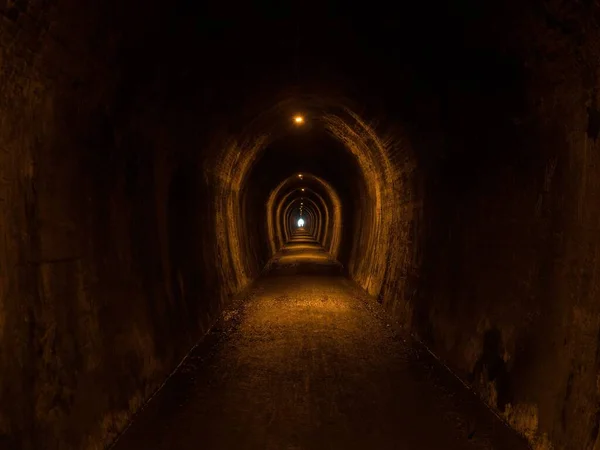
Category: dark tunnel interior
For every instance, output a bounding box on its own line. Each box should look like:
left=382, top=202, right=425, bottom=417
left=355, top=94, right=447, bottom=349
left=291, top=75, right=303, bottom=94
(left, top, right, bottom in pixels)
left=3, top=0, right=600, bottom=449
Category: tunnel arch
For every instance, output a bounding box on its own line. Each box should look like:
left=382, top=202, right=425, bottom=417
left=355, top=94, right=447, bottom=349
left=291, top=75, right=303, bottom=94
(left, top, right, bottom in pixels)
left=278, top=188, right=327, bottom=248
left=214, top=95, right=409, bottom=297
left=295, top=197, right=321, bottom=240
left=268, top=174, right=338, bottom=256
left=284, top=198, right=318, bottom=234
left=287, top=205, right=316, bottom=238
left=283, top=196, right=321, bottom=243
left=282, top=194, right=323, bottom=247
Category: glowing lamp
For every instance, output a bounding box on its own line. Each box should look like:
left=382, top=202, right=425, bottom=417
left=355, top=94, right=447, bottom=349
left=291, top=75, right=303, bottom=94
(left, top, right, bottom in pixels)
left=293, top=115, right=305, bottom=125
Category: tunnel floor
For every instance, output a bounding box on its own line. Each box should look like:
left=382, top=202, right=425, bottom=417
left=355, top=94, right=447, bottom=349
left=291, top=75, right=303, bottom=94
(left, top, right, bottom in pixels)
left=112, top=231, right=529, bottom=450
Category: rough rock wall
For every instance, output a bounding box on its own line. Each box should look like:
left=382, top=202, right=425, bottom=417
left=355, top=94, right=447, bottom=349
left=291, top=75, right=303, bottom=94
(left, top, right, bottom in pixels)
left=0, top=2, right=242, bottom=448
left=373, top=3, right=600, bottom=449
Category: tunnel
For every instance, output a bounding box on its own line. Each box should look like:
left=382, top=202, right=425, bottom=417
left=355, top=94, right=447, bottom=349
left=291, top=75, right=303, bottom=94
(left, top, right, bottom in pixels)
left=2, top=1, right=600, bottom=449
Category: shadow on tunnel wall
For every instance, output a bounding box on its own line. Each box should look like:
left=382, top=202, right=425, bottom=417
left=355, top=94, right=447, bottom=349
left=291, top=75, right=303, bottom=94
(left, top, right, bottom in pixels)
left=401, top=8, right=600, bottom=446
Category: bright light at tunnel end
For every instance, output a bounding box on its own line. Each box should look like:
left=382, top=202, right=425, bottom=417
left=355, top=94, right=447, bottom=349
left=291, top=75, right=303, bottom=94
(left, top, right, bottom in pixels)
left=297, top=218, right=305, bottom=228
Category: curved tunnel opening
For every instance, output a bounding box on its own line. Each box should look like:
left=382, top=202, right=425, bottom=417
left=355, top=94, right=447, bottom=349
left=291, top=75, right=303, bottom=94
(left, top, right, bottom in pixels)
left=242, top=121, right=368, bottom=270
left=272, top=175, right=340, bottom=256
left=231, top=103, right=396, bottom=292
left=289, top=196, right=321, bottom=240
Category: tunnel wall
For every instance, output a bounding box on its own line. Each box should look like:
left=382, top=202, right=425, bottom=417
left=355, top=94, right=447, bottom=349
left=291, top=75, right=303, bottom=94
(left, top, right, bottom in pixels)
left=0, top=3, right=250, bottom=449
left=320, top=113, right=417, bottom=300
left=419, top=47, right=600, bottom=450
left=370, top=5, right=600, bottom=450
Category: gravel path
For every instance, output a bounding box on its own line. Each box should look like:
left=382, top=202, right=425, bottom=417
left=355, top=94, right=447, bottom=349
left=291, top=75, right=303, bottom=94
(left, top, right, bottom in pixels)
left=112, top=233, right=529, bottom=450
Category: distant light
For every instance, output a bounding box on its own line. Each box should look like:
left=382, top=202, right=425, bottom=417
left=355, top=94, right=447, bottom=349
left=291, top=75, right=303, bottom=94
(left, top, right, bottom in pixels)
left=301, top=188, right=305, bottom=192
left=298, top=173, right=303, bottom=179
left=294, top=115, right=305, bottom=125
left=298, top=218, right=305, bottom=227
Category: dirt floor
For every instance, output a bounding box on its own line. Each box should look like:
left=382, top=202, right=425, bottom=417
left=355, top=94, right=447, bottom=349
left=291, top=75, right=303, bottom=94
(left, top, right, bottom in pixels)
left=112, top=231, right=530, bottom=450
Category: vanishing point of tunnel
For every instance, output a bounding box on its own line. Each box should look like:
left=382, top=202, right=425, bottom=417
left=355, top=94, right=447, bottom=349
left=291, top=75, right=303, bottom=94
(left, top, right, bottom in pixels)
left=2, top=1, right=600, bottom=450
